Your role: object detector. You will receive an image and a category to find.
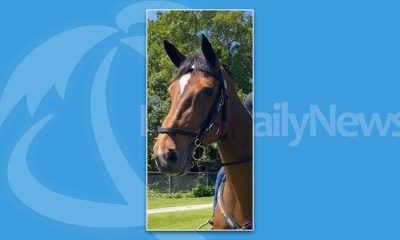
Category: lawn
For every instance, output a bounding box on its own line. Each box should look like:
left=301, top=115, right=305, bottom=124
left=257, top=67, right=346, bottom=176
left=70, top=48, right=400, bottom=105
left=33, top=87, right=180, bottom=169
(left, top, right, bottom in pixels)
left=147, top=196, right=214, bottom=209
left=147, top=208, right=213, bottom=230
left=147, top=196, right=214, bottom=230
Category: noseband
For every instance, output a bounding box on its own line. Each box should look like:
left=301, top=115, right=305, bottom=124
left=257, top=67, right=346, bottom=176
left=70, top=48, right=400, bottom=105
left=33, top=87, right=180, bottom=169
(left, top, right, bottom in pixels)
left=158, top=69, right=228, bottom=162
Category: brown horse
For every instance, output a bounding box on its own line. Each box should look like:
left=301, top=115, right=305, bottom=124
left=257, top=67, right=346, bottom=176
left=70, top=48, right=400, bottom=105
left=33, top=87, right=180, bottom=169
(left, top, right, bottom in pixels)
left=153, top=34, right=252, bottom=230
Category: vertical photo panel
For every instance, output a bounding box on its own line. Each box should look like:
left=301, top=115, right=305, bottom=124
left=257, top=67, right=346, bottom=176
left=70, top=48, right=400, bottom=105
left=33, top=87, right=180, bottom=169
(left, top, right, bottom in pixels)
left=146, top=9, right=254, bottom=231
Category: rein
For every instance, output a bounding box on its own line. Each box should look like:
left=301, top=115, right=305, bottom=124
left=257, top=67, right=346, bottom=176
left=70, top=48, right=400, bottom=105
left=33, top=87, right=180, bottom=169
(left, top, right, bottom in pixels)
left=217, top=176, right=253, bottom=230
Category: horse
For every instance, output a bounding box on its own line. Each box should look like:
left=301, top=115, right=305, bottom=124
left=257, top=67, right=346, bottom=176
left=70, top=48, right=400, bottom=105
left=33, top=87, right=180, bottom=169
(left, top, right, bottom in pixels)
left=152, top=34, right=253, bottom=230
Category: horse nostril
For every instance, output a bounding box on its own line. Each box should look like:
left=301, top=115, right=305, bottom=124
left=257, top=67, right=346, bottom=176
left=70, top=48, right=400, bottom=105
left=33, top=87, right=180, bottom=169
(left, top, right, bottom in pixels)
left=165, top=149, right=178, bottom=163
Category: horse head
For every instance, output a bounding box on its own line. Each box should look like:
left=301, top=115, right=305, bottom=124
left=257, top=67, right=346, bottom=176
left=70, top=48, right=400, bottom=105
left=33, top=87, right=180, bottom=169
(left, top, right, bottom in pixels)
left=153, top=34, right=230, bottom=176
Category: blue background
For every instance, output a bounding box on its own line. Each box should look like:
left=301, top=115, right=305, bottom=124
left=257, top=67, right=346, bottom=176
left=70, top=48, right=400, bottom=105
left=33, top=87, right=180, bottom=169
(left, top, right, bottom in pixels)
left=1, top=0, right=400, bottom=239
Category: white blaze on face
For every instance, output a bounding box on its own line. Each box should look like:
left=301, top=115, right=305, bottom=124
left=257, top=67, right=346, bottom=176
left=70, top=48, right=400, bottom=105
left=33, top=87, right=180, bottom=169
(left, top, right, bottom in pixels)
left=157, top=146, right=165, bottom=162
left=179, top=73, right=191, bottom=96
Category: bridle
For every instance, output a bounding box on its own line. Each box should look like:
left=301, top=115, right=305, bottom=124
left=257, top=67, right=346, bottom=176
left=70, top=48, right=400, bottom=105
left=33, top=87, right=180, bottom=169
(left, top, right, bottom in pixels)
left=158, top=65, right=253, bottom=230
left=158, top=67, right=228, bottom=162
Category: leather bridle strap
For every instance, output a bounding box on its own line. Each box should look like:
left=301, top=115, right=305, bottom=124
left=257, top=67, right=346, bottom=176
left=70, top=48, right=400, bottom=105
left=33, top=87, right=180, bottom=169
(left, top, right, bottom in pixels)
left=196, top=83, right=225, bottom=142
left=221, top=156, right=252, bottom=166
left=157, top=127, right=197, bottom=137
left=157, top=68, right=228, bottom=162
left=157, top=69, right=227, bottom=143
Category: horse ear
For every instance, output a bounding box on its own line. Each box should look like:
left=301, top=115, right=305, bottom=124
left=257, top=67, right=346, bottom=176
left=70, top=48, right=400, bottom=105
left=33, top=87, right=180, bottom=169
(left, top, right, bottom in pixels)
left=201, top=34, right=219, bottom=66
left=163, top=40, right=186, bottom=68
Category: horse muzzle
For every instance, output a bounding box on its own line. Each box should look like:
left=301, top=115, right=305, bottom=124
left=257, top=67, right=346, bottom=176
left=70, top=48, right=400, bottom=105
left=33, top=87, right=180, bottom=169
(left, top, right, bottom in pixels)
left=154, top=147, right=191, bottom=176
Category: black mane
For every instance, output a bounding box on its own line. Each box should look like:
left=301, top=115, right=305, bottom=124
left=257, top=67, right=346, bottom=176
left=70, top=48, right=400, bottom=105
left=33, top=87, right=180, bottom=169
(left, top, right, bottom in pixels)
left=176, top=52, right=224, bottom=80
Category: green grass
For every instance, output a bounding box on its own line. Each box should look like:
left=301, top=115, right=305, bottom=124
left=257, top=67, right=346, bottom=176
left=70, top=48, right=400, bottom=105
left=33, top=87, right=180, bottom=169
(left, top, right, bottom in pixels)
left=147, top=208, right=213, bottom=230
left=147, top=196, right=213, bottom=209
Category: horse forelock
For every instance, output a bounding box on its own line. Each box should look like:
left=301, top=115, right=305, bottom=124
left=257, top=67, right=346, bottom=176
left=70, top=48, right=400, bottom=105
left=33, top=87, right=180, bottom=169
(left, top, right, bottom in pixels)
left=176, top=52, right=219, bottom=79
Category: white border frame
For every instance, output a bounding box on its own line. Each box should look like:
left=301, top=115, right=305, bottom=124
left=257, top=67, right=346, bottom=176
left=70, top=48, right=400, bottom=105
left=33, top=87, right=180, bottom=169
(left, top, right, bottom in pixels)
left=145, top=9, right=255, bottom=232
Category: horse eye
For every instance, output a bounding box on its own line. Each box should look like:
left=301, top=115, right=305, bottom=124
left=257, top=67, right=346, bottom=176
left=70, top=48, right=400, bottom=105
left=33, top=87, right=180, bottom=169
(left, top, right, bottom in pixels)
left=204, top=87, right=213, bottom=96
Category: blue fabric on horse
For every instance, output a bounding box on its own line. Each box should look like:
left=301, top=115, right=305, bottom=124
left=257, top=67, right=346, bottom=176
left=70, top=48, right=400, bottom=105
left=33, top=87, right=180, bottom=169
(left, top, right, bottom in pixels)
left=213, top=167, right=225, bottom=212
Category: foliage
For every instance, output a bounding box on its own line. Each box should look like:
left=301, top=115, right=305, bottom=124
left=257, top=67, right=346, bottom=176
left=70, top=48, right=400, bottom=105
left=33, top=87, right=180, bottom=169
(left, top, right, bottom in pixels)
left=148, top=185, right=214, bottom=199
left=191, top=184, right=214, bottom=197
left=148, top=189, right=194, bottom=199
left=147, top=10, right=253, bottom=171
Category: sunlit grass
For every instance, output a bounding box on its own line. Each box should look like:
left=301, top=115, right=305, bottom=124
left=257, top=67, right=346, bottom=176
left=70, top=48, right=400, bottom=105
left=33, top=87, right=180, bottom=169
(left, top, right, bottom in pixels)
left=147, top=208, right=213, bottom=230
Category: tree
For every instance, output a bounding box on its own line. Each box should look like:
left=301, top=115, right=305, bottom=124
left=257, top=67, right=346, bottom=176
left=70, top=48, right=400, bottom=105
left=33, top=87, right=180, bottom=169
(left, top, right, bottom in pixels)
left=147, top=10, right=253, bottom=171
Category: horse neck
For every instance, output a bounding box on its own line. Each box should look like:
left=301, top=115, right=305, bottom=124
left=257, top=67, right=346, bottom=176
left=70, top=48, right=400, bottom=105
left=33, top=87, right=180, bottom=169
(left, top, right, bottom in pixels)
left=216, top=83, right=252, bottom=222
